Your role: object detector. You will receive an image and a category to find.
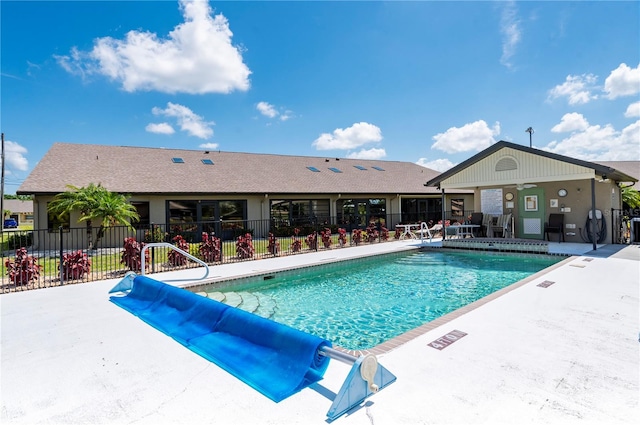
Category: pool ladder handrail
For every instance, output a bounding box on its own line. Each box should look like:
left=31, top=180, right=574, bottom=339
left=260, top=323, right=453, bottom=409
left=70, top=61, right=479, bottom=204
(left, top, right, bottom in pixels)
left=141, top=242, right=210, bottom=282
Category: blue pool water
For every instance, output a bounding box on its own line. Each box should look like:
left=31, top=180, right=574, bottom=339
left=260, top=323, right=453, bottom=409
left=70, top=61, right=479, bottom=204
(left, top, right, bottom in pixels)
left=196, top=250, right=563, bottom=350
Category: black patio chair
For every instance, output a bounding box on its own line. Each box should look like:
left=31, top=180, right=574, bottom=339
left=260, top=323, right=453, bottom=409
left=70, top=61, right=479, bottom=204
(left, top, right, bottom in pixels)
left=545, top=213, right=565, bottom=242
left=469, top=212, right=484, bottom=237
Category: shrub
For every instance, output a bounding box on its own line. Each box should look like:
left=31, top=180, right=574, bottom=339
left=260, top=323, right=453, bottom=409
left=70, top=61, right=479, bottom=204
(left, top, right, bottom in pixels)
left=320, top=228, right=332, bottom=249
left=120, top=237, right=149, bottom=272
left=61, top=250, right=91, bottom=280
left=291, top=228, right=302, bottom=252
left=366, top=223, right=379, bottom=243
left=380, top=226, right=390, bottom=241
left=143, top=225, right=166, bottom=243
left=167, top=235, right=190, bottom=267
left=305, top=231, right=318, bottom=250
left=236, top=233, right=255, bottom=259
left=338, top=228, right=347, bottom=247
left=267, top=232, right=280, bottom=256
left=352, top=229, right=363, bottom=246
left=5, top=247, right=41, bottom=285
left=199, top=232, right=221, bottom=263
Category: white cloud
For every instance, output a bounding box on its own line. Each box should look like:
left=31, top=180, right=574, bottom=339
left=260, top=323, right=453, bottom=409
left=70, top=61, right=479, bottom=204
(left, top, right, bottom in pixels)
left=543, top=119, right=640, bottom=161
left=547, top=74, right=598, bottom=105
left=312, top=122, right=382, bottom=150
left=3, top=140, right=29, bottom=172
left=256, top=102, right=278, bottom=118
left=550, top=112, right=590, bottom=133
left=625, top=101, right=640, bottom=118
left=145, top=122, right=175, bottom=135
left=152, top=102, right=214, bottom=139
left=199, top=142, right=219, bottom=150
left=346, top=148, right=386, bottom=160
left=431, top=120, right=500, bottom=154
left=500, top=1, right=521, bottom=69
left=55, top=0, right=251, bottom=94
left=604, top=63, right=640, bottom=99
left=280, top=110, right=293, bottom=121
left=416, top=158, right=456, bottom=172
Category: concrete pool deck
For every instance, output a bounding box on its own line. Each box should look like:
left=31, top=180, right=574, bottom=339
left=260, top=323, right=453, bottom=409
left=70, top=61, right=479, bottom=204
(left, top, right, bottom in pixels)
left=2, top=241, right=639, bottom=424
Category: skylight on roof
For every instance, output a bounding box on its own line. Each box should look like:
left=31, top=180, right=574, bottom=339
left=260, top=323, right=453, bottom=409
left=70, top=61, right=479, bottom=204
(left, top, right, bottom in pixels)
left=372, top=166, right=385, bottom=171
left=201, top=159, right=214, bottom=165
left=329, top=167, right=342, bottom=173
left=307, top=166, right=321, bottom=172
left=172, top=157, right=184, bottom=163
left=354, top=165, right=367, bottom=170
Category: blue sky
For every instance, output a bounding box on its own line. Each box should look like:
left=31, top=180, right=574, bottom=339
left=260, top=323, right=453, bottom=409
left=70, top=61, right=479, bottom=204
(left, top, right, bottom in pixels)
left=2, top=0, right=639, bottom=194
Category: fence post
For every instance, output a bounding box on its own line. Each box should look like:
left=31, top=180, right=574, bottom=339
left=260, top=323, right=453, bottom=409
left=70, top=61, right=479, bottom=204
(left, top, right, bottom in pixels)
left=59, top=226, right=64, bottom=285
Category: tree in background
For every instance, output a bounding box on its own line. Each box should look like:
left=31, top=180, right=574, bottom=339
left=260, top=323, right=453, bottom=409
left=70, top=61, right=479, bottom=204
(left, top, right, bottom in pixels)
left=47, top=183, right=139, bottom=249
left=621, top=186, right=640, bottom=209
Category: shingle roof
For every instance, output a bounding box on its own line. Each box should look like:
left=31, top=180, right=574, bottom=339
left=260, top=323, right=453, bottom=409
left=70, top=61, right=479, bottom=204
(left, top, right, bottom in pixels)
left=18, top=143, right=451, bottom=196
left=2, top=199, right=33, bottom=213
left=594, top=161, right=640, bottom=191
left=425, top=141, right=638, bottom=187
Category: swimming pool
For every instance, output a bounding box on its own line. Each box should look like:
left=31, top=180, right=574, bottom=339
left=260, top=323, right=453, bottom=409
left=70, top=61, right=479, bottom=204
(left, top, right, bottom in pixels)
left=194, top=250, right=563, bottom=350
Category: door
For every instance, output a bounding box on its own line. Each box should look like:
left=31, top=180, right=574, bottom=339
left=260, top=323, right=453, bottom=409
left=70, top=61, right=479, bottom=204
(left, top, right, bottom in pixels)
left=518, top=188, right=545, bottom=239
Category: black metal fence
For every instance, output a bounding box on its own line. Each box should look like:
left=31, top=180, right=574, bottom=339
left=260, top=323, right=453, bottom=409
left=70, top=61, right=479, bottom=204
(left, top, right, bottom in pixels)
left=611, top=208, right=640, bottom=244
left=2, top=212, right=469, bottom=293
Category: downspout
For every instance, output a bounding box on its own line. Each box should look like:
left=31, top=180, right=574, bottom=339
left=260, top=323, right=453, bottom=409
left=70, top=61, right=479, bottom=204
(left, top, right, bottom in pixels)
left=590, top=178, right=597, bottom=251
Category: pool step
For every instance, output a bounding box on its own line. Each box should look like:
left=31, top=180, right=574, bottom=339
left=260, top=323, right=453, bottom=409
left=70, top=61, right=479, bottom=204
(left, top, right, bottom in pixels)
left=201, top=290, right=277, bottom=319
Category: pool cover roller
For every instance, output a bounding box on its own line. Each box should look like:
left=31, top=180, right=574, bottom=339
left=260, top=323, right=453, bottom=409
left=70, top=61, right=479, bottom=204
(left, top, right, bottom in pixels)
left=109, top=273, right=330, bottom=403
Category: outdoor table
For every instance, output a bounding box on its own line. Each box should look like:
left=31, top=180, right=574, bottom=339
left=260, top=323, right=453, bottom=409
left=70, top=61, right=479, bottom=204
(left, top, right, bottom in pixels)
left=449, top=224, right=480, bottom=238
left=397, top=223, right=421, bottom=239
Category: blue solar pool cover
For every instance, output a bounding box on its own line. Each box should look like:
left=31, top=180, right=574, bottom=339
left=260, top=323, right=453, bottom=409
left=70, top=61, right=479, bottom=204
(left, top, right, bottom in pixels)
left=109, top=275, right=331, bottom=402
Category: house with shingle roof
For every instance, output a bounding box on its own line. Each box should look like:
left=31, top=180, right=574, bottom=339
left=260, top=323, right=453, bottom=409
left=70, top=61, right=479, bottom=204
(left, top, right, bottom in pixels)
left=425, top=141, right=639, bottom=245
left=18, top=142, right=472, bottom=247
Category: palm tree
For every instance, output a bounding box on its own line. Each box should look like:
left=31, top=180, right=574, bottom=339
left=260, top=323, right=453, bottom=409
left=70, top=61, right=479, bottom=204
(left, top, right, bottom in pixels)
left=48, top=183, right=140, bottom=249
left=621, top=186, right=640, bottom=209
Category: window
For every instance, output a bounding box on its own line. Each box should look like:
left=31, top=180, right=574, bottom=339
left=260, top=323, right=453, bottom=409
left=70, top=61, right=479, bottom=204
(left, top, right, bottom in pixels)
left=131, top=201, right=150, bottom=228
left=328, top=167, right=342, bottom=173
left=451, top=199, right=465, bottom=217
left=371, top=166, right=385, bottom=171
left=172, top=157, right=184, bottom=163
left=354, top=165, right=367, bottom=170
left=47, top=203, right=70, bottom=232
left=270, top=199, right=331, bottom=227
left=201, top=159, right=214, bottom=165
left=306, top=166, right=320, bottom=172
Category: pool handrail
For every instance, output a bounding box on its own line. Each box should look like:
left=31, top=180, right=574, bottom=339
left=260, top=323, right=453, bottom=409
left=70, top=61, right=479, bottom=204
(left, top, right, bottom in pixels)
left=141, top=242, right=210, bottom=282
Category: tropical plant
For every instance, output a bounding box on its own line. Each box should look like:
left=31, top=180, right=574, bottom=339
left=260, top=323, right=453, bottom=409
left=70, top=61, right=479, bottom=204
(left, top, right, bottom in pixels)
left=352, top=228, right=363, bottom=245
left=144, top=225, right=166, bottom=243
left=47, top=183, right=140, bottom=250
left=365, top=223, right=379, bottom=243
left=621, top=186, right=640, bottom=209
left=380, top=226, right=390, bottom=241
left=60, top=250, right=91, bottom=280
left=167, top=235, right=190, bottom=267
left=320, top=228, right=332, bottom=249
left=5, top=248, right=41, bottom=285
left=199, top=232, right=221, bottom=263
left=236, top=233, right=255, bottom=259
left=337, top=228, right=347, bottom=247
left=291, top=228, right=302, bottom=252
left=120, top=237, right=148, bottom=272
left=305, top=231, right=318, bottom=250
left=267, top=232, right=280, bottom=256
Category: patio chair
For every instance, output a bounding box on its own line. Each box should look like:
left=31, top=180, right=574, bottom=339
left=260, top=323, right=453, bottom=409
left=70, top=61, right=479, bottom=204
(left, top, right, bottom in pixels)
left=491, top=213, right=512, bottom=238
left=545, top=213, right=565, bottom=242
left=469, top=212, right=484, bottom=237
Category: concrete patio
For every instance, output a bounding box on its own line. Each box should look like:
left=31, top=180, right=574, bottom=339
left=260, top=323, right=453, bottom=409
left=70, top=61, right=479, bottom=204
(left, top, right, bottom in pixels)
left=2, top=241, right=639, bottom=424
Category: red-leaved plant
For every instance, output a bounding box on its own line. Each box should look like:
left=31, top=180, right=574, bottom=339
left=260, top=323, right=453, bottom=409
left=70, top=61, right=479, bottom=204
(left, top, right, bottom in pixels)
left=5, top=247, right=41, bottom=285
left=236, top=233, right=255, bottom=259
left=338, top=228, right=347, bottom=247
left=305, top=231, right=318, bottom=250
left=352, top=228, right=363, bottom=246
left=320, top=228, right=332, bottom=249
left=167, top=234, right=190, bottom=267
left=121, top=237, right=149, bottom=272
left=199, top=232, right=221, bottom=263
left=267, top=232, right=280, bottom=256
left=291, top=228, right=302, bottom=252
left=366, top=223, right=379, bottom=243
left=60, top=250, right=91, bottom=280
left=380, top=226, right=390, bottom=241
